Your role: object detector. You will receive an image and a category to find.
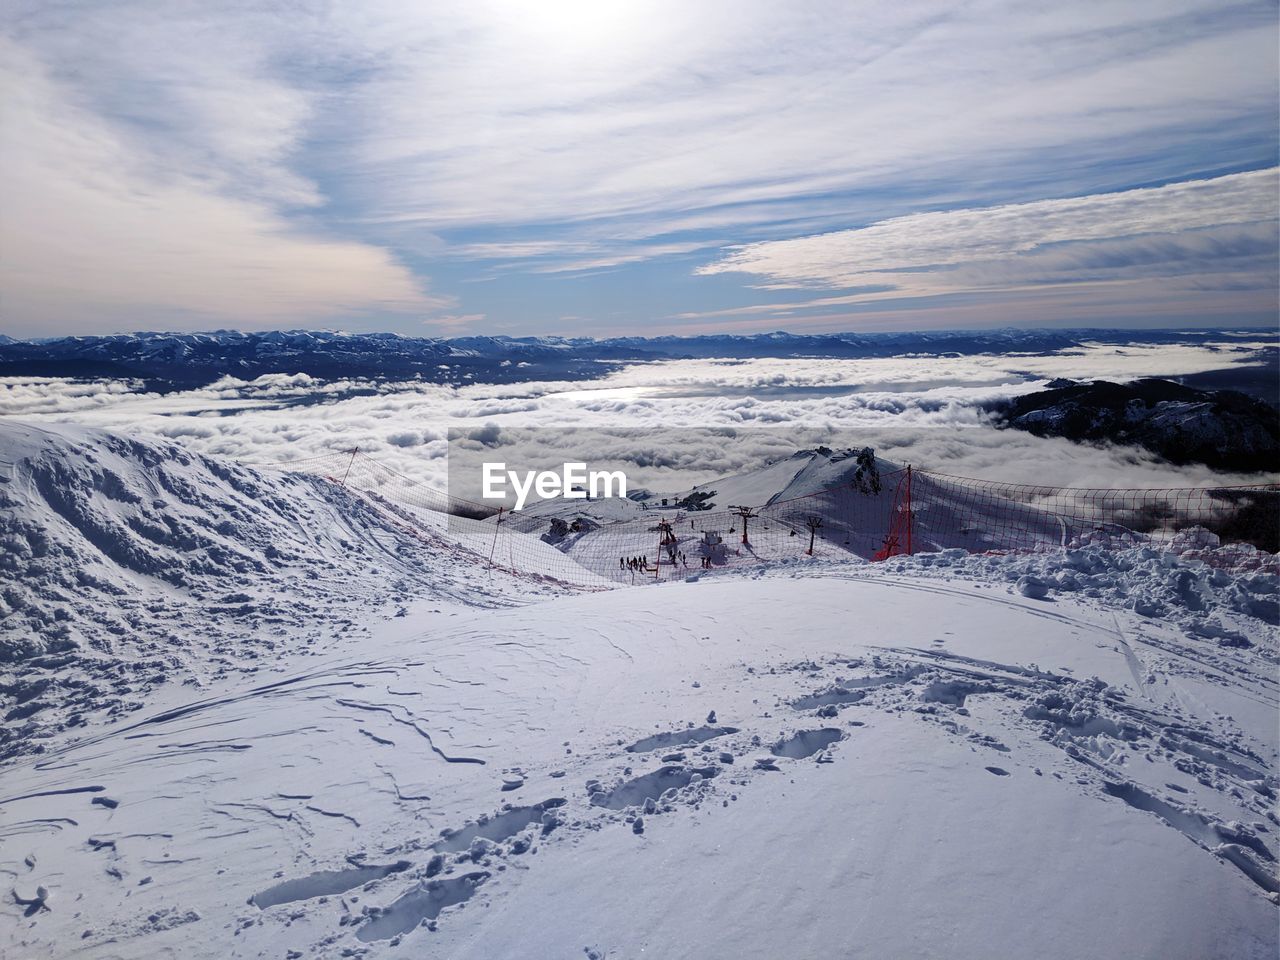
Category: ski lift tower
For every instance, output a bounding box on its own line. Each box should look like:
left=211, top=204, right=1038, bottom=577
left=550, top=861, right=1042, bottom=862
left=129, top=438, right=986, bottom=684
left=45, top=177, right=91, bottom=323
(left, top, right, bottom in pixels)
left=655, top=518, right=677, bottom=577
left=729, top=505, right=759, bottom=545
left=805, top=515, right=823, bottom=555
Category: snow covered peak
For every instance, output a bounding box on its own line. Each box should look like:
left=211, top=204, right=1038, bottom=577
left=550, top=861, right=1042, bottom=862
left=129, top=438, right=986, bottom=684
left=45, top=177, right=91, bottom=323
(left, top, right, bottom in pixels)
left=1, top=424, right=1277, bottom=958
left=0, top=421, right=574, bottom=759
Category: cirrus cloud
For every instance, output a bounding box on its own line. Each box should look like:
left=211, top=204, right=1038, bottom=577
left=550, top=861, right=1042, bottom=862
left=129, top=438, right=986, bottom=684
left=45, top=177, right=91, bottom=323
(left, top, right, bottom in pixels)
left=0, top=37, right=445, bottom=335
left=2, top=1, right=1277, bottom=335
left=698, top=169, right=1278, bottom=289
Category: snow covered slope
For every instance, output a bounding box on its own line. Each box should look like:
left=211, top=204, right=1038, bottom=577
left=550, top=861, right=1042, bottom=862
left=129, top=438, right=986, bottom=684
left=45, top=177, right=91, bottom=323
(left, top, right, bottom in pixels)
left=0, top=422, right=590, bottom=760
left=2, top=423, right=1276, bottom=959
left=479, top=443, right=1276, bottom=588
left=996, top=377, right=1279, bottom=473
left=494, top=447, right=1074, bottom=581
left=1, top=557, right=1276, bottom=959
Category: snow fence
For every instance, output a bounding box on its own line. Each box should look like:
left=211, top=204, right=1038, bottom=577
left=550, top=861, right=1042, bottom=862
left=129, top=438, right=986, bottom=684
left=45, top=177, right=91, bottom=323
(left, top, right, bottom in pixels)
left=256, top=449, right=1279, bottom=589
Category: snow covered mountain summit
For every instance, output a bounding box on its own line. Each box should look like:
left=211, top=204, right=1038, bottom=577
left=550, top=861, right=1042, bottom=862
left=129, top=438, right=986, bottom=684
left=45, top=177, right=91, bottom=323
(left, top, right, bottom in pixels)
left=0, top=422, right=1276, bottom=959
left=0, top=422, right=579, bottom=760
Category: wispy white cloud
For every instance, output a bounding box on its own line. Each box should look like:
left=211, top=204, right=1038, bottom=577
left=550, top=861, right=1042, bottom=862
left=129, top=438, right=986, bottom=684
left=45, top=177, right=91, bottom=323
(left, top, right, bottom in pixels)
left=365, top=4, right=1280, bottom=287
left=424, top=313, right=488, bottom=334
left=672, top=170, right=1279, bottom=328
left=335, top=2, right=1278, bottom=233
left=1, top=1, right=1276, bottom=332
left=0, top=35, right=443, bottom=335
left=698, top=170, right=1278, bottom=289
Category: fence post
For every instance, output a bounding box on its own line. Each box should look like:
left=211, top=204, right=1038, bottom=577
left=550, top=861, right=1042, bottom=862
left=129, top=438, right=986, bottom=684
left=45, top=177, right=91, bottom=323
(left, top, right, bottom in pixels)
left=340, top=446, right=358, bottom=487
left=489, top=507, right=503, bottom=571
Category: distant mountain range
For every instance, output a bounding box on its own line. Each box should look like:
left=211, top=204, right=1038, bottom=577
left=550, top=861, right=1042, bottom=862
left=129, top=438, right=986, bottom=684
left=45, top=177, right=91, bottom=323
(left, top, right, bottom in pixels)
left=991, top=378, right=1279, bottom=473
left=0, top=327, right=1271, bottom=391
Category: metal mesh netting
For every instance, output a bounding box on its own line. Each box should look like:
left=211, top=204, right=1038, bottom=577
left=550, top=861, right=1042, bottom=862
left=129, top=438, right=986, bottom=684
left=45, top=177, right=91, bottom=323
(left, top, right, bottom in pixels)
left=255, top=449, right=1279, bottom=588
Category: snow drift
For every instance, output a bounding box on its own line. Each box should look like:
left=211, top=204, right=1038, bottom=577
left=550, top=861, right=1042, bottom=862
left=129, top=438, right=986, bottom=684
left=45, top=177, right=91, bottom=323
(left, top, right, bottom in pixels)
left=1, top=565, right=1276, bottom=959
left=0, top=421, right=582, bottom=759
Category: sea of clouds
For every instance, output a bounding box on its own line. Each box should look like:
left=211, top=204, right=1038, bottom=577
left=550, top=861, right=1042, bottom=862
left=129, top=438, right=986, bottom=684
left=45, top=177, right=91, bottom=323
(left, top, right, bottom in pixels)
left=1, top=338, right=1274, bottom=499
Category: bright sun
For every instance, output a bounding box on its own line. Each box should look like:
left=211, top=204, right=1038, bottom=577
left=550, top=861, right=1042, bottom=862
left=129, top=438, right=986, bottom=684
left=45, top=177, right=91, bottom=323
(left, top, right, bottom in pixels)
left=489, top=0, right=648, bottom=50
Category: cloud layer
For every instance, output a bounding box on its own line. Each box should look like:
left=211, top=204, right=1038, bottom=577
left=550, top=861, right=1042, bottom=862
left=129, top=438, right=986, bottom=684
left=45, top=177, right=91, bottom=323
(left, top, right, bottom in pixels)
left=3, top=340, right=1273, bottom=498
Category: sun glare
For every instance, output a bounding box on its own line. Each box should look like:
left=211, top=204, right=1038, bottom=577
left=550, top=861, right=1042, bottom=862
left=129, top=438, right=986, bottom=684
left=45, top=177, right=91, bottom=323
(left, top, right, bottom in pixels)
left=489, top=0, right=648, bottom=51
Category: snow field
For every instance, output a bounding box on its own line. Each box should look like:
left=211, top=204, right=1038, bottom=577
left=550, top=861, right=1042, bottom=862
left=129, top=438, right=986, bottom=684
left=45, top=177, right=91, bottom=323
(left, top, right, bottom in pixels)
left=2, top=419, right=1276, bottom=959
left=2, top=572, right=1275, bottom=958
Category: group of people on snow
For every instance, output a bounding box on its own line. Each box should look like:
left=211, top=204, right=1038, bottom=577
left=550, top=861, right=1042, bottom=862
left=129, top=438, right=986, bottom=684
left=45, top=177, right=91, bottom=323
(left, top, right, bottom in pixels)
left=620, top=551, right=716, bottom=573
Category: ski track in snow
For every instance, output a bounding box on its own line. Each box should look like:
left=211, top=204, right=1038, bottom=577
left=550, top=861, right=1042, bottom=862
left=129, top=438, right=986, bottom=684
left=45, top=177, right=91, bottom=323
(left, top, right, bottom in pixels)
left=1, top=563, right=1276, bottom=959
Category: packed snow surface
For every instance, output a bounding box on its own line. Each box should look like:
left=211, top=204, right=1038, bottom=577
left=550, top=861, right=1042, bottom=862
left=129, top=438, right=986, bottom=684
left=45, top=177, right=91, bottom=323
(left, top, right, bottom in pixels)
left=3, top=570, right=1277, bottom=957
left=1, top=423, right=1276, bottom=959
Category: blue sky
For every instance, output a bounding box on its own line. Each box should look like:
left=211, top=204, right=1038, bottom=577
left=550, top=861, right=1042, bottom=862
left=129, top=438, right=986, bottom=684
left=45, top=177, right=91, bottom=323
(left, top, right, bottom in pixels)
left=1, top=0, right=1277, bottom=338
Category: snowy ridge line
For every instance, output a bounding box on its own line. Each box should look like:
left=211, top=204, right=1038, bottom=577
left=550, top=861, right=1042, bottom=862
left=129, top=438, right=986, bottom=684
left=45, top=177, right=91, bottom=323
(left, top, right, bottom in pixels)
left=343, top=479, right=614, bottom=594
left=260, top=447, right=1280, bottom=587
left=255, top=447, right=1280, bottom=506
left=0, top=420, right=598, bottom=762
